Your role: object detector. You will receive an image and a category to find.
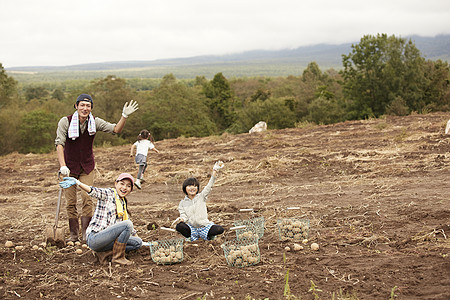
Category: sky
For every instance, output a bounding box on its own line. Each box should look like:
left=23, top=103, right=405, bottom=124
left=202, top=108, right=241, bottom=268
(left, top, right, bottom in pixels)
left=1, top=0, right=450, bottom=68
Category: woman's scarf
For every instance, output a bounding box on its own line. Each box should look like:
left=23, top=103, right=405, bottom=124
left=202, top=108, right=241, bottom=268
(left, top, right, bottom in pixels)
left=113, top=189, right=128, bottom=221
left=68, top=111, right=96, bottom=140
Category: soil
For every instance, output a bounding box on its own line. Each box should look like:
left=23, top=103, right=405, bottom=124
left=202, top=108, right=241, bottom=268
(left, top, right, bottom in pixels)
left=1, top=113, right=449, bottom=300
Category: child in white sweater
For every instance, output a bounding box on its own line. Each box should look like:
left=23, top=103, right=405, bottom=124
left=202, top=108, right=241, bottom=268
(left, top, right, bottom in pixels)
left=174, top=161, right=225, bottom=241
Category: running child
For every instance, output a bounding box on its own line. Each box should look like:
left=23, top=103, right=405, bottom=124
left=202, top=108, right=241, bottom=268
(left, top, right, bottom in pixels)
left=130, top=129, right=159, bottom=189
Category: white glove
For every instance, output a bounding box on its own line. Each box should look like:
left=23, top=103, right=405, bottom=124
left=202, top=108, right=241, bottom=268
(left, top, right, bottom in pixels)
left=122, top=100, right=139, bottom=118
left=171, top=217, right=183, bottom=227
left=60, top=166, right=70, bottom=176
left=213, top=161, right=224, bottom=171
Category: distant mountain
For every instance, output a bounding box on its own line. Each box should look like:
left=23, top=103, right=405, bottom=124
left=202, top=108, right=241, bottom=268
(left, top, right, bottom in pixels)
left=6, top=34, right=450, bottom=80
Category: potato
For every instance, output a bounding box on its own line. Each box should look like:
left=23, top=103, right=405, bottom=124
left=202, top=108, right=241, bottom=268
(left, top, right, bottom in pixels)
left=67, top=241, right=74, bottom=247
left=15, top=245, right=24, bottom=250
left=75, top=249, right=83, bottom=254
left=311, top=243, right=319, bottom=251
left=293, top=243, right=303, bottom=251
left=284, top=246, right=291, bottom=252
left=5, top=241, right=14, bottom=248
left=235, top=258, right=243, bottom=266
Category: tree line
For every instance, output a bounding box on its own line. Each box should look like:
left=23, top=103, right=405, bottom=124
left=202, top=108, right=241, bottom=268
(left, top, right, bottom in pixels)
left=0, top=34, right=448, bottom=155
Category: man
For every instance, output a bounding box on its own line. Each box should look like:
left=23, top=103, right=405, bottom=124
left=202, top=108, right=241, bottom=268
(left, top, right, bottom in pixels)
left=55, top=94, right=138, bottom=243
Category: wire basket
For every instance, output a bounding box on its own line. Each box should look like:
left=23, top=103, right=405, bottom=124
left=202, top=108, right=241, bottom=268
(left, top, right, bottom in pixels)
left=149, top=238, right=184, bottom=265
left=277, top=218, right=309, bottom=241
left=233, top=216, right=265, bottom=240
left=221, top=237, right=260, bottom=268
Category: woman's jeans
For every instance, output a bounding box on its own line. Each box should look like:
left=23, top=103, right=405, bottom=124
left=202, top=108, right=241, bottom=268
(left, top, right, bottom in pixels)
left=87, top=220, right=142, bottom=252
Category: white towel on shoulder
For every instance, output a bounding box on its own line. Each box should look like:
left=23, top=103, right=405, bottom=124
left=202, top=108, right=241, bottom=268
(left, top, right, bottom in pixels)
left=68, top=111, right=96, bottom=140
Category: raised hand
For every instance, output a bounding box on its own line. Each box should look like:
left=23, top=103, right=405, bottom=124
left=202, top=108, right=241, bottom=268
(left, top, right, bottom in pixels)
left=122, top=100, right=139, bottom=118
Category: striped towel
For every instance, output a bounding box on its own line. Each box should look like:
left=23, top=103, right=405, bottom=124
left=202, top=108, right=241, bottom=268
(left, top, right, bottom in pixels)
left=68, top=111, right=96, bottom=140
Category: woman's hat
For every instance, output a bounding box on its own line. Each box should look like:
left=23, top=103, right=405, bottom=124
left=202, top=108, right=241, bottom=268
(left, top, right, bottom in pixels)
left=116, top=173, right=135, bottom=189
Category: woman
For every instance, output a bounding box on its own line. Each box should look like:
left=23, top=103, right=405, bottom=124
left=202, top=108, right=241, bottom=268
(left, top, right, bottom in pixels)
left=59, top=173, right=142, bottom=265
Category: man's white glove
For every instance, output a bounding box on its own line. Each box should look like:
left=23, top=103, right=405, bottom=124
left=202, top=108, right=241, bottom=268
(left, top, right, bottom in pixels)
left=213, top=160, right=224, bottom=171
left=60, top=166, right=70, bottom=176
left=122, top=100, right=139, bottom=118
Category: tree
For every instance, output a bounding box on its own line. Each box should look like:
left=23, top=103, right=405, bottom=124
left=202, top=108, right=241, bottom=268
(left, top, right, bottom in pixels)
left=142, top=74, right=217, bottom=140
left=87, top=75, right=137, bottom=145
left=422, top=59, right=450, bottom=111
left=341, top=34, right=426, bottom=119
left=51, top=88, right=65, bottom=101
left=0, top=105, right=23, bottom=155
left=233, top=97, right=296, bottom=132
left=0, top=63, right=18, bottom=108
left=19, top=110, right=58, bottom=153
left=203, top=73, right=235, bottom=130
left=25, top=86, right=49, bottom=101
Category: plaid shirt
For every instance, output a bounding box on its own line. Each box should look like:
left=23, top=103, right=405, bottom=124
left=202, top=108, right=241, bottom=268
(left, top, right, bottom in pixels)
left=86, top=187, right=136, bottom=237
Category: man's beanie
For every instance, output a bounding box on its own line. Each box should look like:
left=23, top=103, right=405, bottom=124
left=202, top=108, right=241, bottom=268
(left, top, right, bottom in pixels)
left=74, top=94, right=93, bottom=108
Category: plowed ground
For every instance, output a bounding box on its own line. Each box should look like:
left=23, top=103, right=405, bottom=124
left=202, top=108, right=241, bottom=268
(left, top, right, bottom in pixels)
left=1, top=113, right=449, bottom=299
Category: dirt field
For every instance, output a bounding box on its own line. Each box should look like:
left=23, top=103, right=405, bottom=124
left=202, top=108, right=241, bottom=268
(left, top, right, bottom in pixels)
left=1, top=112, right=449, bottom=299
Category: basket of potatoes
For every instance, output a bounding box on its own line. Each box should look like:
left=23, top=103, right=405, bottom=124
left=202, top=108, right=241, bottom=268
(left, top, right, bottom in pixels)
left=221, top=236, right=261, bottom=268
left=277, top=218, right=309, bottom=241
left=233, top=216, right=265, bottom=240
left=149, top=238, right=184, bottom=265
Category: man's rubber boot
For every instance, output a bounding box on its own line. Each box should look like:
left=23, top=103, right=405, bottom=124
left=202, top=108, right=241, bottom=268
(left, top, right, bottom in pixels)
left=112, top=240, right=133, bottom=265
left=67, top=218, right=79, bottom=242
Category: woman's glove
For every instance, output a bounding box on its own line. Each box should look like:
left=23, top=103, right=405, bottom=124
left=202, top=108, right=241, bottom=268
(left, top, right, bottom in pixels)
left=213, top=160, right=224, bottom=171
left=59, top=177, right=81, bottom=189
left=122, top=100, right=139, bottom=118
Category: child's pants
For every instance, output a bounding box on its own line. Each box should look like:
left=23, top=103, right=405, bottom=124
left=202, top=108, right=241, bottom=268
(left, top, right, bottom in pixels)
left=135, top=154, right=148, bottom=179
left=176, top=222, right=224, bottom=241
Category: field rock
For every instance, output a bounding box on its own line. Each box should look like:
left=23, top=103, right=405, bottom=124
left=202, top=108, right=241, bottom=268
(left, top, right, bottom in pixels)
left=249, top=121, right=267, bottom=133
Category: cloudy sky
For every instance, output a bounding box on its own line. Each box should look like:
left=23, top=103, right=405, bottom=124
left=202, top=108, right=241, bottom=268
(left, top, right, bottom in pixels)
left=1, top=0, right=449, bottom=68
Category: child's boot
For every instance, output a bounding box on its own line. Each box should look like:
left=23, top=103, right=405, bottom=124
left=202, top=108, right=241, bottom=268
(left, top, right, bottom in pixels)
left=134, top=179, right=141, bottom=189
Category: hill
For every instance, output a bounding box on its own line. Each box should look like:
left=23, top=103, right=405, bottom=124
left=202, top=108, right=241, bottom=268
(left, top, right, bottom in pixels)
left=1, top=112, right=449, bottom=299
left=6, top=34, right=450, bottom=81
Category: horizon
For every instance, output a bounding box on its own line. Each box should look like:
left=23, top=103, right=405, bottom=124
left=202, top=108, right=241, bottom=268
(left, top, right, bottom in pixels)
left=2, top=0, right=449, bottom=68
left=5, top=33, right=449, bottom=70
